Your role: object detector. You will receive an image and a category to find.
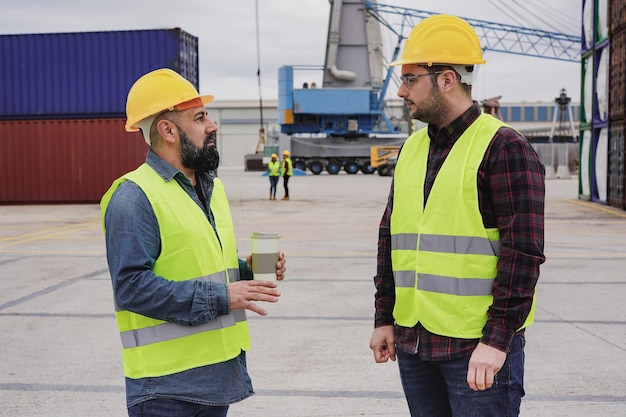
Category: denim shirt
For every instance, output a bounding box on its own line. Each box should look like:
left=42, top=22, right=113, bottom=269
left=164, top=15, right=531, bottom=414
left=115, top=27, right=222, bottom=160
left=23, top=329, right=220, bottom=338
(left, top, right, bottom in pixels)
left=103, top=150, right=253, bottom=407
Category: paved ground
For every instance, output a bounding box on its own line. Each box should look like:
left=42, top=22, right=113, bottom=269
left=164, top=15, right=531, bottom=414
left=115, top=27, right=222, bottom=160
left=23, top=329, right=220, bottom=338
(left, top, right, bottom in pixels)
left=1, top=168, right=625, bottom=417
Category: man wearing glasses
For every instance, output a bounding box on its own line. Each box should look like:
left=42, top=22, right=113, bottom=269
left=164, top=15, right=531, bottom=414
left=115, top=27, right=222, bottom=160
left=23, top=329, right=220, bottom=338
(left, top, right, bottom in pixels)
left=369, top=14, right=545, bottom=417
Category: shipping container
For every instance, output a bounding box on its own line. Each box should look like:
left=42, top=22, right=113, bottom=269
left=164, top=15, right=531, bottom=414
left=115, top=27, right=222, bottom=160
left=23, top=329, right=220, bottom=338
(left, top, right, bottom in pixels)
left=580, top=0, right=615, bottom=205
left=580, top=128, right=592, bottom=198
left=0, top=28, right=198, bottom=120
left=581, top=54, right=593, bottom=128
left=0, top=118, right=147, bottom=203
left=610, top=0, right=626, bottom=33
left=609, top=28, right=625, bottom=121
left=608, top=119, right=625, bottom=209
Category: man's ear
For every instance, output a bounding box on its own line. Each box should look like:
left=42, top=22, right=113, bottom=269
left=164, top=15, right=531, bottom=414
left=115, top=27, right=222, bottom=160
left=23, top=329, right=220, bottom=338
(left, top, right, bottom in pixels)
left=439, top=69, right=457, bottom=91
left=155, top=119, right=177, bottom=144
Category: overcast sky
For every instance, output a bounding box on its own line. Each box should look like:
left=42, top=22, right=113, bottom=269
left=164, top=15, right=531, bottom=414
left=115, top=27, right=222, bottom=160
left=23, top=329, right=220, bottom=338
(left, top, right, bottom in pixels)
left=1, top=0, right=582, bottom=104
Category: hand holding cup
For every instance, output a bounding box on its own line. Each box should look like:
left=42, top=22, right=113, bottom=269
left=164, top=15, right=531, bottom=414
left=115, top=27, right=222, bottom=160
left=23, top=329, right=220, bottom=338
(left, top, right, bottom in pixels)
left=249, top=232, right=282, bottom=281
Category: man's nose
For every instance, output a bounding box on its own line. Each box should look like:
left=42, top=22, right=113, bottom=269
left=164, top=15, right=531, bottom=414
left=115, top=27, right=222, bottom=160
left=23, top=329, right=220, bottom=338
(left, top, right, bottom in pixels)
left=207, top=119, right=218, bottom=132
left=397, top=83, right=408, bottom=98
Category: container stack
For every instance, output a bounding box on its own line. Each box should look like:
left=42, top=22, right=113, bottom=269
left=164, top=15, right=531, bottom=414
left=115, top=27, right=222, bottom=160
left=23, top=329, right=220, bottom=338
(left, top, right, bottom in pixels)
left=0, top=28, right=200, bottom=203
left=580, top=0, right=626, bottom=209
left=608, top=0, right=625, bottom=209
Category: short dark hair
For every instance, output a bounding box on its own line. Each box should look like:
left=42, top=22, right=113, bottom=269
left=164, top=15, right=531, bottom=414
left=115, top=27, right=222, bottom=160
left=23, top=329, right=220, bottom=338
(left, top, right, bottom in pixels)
left=418, top=64, right=472, bottom=96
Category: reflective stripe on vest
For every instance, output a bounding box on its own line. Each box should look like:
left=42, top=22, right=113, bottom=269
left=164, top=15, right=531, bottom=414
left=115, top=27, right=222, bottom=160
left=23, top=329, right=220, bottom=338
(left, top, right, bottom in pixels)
left=120, top=309, right=248, bottom=349
left=117, top=269, right=246, bottom=349
left=393, top=271, right=495, bottom=296
left=393, top=233, right=501, bottom=293
left=392, top=233, right=501, bottom=256
left=391, top=113, right=534, bottom=338
left=101, top=164, right=251, bottom=378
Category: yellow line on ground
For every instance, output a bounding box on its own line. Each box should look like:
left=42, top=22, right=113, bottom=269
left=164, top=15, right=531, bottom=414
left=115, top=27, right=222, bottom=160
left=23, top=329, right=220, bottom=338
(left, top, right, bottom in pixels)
left=0, top=249, right=104, bottom=256
left=564, top=198, right=626, bottom=218
left=0, top=221, right=100, bottom=247
left=0, top=225, right=76, bottom=242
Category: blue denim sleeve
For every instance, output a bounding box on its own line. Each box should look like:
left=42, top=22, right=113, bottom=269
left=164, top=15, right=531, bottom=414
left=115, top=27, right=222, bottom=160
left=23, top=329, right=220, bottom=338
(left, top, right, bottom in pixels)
left=103, top=181, right=230, bottom=326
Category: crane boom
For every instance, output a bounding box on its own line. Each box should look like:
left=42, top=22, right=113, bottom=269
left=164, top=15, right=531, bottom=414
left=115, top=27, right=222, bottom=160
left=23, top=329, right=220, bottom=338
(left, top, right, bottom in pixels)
left=277, top=0, right=582, bottom=176
left=364, top=0, right=581, bottom=63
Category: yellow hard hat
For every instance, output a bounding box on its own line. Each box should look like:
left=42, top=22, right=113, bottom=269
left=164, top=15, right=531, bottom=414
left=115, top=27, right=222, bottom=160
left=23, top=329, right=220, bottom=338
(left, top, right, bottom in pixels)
left=282, top=150, right=290, bottom=156
left=389, top=14, right=485, bottom=67
left=271, top=153, right=278, bottom=158
left=125, top=68, right=214, bottom=132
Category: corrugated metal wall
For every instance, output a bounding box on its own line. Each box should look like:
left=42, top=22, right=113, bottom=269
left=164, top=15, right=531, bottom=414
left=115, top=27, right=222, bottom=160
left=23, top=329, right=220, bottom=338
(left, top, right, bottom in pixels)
left=0, top=28, right=199, bottom=203
left=0, top=28, right=198, bottom=119
left=580, top=0, right=626, bottom=210
left=608, top=0, right=626, bottom=208
left=0, top=119, right=147, bottom=203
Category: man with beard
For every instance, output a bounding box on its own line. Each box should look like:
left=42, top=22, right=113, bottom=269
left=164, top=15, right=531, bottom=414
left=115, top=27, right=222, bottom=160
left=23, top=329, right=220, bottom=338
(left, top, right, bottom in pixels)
left=369, top=15, right=545, bottom=417
left=101, top=68, right=287, bottom=417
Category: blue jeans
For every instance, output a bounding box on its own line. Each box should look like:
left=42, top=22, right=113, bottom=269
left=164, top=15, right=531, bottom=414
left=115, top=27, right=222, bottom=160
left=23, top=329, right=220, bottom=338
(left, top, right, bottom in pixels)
left=128, top=398, right=229, bottom=417
left=269, top=175, right=279, bottom=196
left=397, top=335, right=526, bottom=417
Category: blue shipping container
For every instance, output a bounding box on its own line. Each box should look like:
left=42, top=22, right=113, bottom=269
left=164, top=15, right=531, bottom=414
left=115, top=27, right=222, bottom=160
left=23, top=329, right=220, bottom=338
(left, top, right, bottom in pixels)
left=1, top=28, right=199, bottom=119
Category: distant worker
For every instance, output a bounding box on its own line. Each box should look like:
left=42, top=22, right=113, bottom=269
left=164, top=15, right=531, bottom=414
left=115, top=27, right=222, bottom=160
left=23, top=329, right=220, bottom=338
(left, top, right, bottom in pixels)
left=268, top=152, right=280, bottom=200
left=100, top=68, right=287, bottom=417
left=368, top=14, right=545, bottom=417
left=481, top=96, right=503, bottom=120
left=281, top=150, right=293, bottom=200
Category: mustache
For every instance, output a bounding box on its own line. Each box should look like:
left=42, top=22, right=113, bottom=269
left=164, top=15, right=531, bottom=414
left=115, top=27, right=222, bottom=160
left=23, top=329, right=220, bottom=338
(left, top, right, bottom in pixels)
left=206, top=132, right=217, bottom=145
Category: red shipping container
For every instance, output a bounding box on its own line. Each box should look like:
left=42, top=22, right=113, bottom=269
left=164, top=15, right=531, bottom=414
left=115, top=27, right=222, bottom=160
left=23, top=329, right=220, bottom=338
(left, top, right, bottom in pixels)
left=608, top=119, right=625, bottom=209
left=609, top=28, right=626, bottom=122
left=610, top=0, right=626, bottom=34
left=0, top=118, right=147, bottom=203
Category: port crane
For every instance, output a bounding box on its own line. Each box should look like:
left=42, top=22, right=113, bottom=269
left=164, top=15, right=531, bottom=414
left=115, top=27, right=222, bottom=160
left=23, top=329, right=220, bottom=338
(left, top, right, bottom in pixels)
left=277, top=0, right=581, bottom=175
left=366, top=1, right=580, bottom=63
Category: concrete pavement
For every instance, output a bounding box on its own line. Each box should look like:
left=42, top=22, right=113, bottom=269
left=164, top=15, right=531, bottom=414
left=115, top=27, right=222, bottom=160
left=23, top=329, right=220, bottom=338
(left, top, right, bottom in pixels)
left=0, top=168, right=625, bottom=416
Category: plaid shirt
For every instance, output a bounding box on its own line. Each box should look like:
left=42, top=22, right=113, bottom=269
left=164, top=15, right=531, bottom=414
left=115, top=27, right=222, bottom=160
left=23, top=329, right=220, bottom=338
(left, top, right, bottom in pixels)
left=374, top=103, right=545, bottom=360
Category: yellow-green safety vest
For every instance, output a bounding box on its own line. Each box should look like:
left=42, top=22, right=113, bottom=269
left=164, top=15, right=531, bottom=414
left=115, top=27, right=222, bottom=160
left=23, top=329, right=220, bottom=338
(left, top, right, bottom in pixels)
left=100, top=164, right=250, bottom=379
left=268, top=160, right=280, bottom=176
left=391, top=113, right=535, bottom=338
left=283, top=157, right=293, bottom=176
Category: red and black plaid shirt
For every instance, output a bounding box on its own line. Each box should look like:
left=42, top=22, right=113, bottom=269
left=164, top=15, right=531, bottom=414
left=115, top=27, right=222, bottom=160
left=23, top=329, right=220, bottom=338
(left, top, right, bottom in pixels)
left=374, top=103, right=545, bottom=360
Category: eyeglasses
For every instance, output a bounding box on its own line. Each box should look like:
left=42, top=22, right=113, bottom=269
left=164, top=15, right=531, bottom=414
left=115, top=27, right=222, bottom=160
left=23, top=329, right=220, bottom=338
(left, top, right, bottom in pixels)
left=399, top=71, right=443, bottom=88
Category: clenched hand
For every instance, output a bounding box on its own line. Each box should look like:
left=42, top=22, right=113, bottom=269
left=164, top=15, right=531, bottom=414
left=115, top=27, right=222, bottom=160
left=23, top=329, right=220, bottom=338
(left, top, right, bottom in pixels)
left=369, top=325, right=396, bottom=363
left=467, top=342, right=507, bottom=391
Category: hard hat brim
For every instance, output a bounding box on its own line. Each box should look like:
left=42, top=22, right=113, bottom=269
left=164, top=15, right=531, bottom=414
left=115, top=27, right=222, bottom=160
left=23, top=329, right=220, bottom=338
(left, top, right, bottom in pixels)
left=175, top=94, right=214, bottom=111
left=125, top=94, right=215, bottom=132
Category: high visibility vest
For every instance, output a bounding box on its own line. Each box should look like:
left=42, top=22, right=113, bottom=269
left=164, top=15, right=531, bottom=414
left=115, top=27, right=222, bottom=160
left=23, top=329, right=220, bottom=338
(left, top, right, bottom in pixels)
left=100, top=164, right=250, bottom=379
left=268, top=160, right=280, bottom=176
left=391, top=113, right=535, bottom=338
left=283, top=157, right=293, bottom=176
